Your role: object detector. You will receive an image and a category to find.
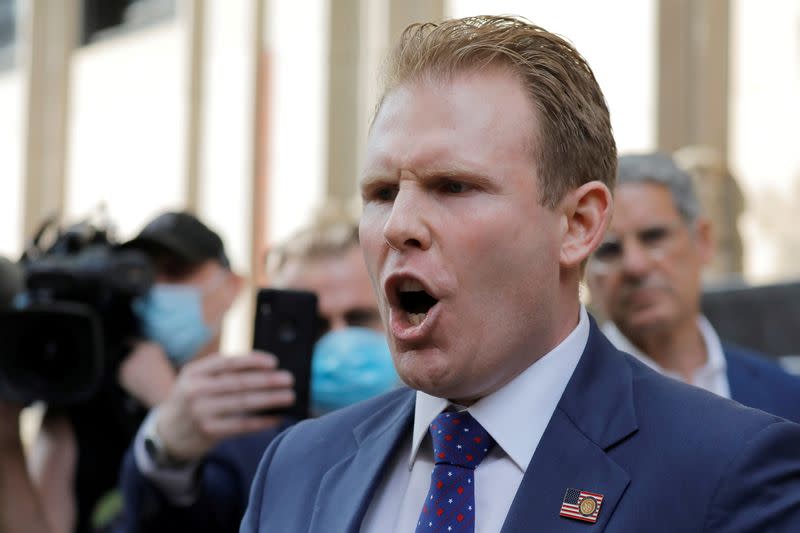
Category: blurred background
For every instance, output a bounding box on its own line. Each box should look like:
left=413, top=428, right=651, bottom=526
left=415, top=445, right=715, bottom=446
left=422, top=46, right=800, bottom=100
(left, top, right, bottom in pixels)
left=0, top=0, right=799, bottom=355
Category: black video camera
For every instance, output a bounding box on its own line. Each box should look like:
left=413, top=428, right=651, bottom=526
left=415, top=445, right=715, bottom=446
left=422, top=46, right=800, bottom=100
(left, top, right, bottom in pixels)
left=0, top=216, right=154, bottom=406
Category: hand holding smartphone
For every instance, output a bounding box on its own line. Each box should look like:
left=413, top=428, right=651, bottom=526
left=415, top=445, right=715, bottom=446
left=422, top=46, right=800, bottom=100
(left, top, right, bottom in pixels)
left=252, top=288, right=318, bottom=420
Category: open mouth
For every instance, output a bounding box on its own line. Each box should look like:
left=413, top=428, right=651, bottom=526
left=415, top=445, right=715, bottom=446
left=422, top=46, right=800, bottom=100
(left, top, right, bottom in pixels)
left=394, top=279, right=439, bottom=327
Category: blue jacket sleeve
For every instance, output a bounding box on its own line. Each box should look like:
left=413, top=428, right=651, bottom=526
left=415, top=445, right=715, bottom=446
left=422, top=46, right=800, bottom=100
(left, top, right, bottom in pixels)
left=704, top=420, right=800, bottom=532
left=117, top=422, right=293, bottom=533
left=115, top=445, right=243, bottom=533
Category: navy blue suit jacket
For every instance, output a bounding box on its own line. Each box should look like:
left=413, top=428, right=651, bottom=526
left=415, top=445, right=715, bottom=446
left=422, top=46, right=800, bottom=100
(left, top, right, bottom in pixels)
left=241, top=320, right=800, bottom=532
left=725, top=344, right=800, bottom=424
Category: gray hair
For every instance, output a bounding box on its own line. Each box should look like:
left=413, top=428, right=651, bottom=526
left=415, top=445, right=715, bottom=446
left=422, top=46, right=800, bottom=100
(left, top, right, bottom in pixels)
left=617, top=153, right=701, bottom=222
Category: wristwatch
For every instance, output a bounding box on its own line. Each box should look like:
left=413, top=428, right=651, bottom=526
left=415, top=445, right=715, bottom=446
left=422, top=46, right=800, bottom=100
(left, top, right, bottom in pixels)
left=142, top=413, right=190, bottom=469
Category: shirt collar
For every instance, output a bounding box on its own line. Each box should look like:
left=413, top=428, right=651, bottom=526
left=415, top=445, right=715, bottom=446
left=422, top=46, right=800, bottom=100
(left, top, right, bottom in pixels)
left=410, top=306, right=590, bottom=472
left=600, top=315, right=727, bottom=380
left=697, top=315, right=726, bottom=372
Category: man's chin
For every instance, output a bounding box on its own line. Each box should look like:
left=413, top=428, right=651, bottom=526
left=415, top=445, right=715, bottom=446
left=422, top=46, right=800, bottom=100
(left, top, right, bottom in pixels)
left=619, top=308, right=676, bottom=337
left=394, top=349, right=461, bottom=398
left=399, top=371, right=487, bottom=406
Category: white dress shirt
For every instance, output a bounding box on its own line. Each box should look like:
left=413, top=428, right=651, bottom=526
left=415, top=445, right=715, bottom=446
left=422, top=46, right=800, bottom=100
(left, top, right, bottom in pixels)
left=601, top=315, right=730, bottom=399
left=361, top=306, right=590, bottom=533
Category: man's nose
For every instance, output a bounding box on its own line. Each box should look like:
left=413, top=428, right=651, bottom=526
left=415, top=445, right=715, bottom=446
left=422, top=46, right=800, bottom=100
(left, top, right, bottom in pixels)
left=620, top=239, right=653, bottom=278
left=329, top=316, right=348, bottom=332
left=382, top=187, right=432, bottom=251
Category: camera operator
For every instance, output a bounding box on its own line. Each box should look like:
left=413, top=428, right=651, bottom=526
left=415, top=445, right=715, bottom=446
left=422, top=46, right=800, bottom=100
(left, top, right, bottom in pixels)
left=29, top=212, right=242, bottom=533
left=115, top=208, right=399, bottom=533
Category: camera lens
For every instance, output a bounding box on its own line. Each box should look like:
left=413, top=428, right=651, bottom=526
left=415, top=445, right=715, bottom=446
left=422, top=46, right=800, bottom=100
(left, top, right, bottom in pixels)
left=0, top=305, right=103, bottom=405
left=21, top=323, right=77, bottom=381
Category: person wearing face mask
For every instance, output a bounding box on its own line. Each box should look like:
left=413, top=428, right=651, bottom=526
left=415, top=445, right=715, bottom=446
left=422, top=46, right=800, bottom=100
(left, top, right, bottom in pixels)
left=125, top=212, right=243, bottom=368
left=26, top=211, right=242, bottom=533
left=114, top=208, right=399, bottom=533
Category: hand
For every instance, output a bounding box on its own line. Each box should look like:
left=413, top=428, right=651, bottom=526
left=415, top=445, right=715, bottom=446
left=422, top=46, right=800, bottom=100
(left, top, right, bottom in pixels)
left=155, top=352, right=294, bottom=461
left=118, top=341, right=177, bottom=408
left=28, top=414, right=76, bottom=533
left=0, top=400, right=22, bottom=448
left=0, top=401, right=53, bottom=533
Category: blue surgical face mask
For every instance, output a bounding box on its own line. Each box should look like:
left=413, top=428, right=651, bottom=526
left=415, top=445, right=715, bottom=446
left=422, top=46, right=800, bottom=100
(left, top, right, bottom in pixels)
left=133, top=284, right=213, bottom=366
left=310, top=327, right=399, bottom=416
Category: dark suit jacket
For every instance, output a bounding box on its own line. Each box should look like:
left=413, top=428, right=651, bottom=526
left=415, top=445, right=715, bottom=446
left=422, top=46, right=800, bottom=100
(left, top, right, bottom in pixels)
left=725, top=343, right=800, bottom=424
left=241, top=320, right=800, bottom=532
left=115, top=421, right=294, bottom=533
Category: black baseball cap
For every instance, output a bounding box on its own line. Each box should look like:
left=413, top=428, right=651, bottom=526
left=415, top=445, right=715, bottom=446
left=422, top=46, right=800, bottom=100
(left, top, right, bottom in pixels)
left=122, top=212, right=230, bottom=268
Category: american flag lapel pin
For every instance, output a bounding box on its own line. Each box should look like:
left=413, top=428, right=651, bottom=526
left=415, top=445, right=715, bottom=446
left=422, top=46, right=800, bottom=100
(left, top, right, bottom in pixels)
left=559, top=488, right=604, bottom=523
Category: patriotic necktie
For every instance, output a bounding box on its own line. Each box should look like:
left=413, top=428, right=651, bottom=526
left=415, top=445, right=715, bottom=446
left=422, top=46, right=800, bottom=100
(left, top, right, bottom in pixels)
left=415, top=411, right=496, bottom=533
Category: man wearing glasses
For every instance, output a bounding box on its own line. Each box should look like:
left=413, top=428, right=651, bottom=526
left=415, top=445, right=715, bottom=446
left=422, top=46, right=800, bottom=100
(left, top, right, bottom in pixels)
left=587, top=153, right=800, bottom=423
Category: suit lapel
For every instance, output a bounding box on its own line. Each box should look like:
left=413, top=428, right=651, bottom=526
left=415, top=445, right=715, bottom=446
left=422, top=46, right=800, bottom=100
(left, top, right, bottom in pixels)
left=307, top=319, right=638, bottom=532
left=501, top=410, right=630, bottom=532
left=501, top=319, right=637, bottom=532
left=309, top=390, right=415, bottom=533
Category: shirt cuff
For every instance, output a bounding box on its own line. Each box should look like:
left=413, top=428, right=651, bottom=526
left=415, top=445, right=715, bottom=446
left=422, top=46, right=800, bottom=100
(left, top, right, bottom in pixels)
left=133, top=408, right=202, bottom=507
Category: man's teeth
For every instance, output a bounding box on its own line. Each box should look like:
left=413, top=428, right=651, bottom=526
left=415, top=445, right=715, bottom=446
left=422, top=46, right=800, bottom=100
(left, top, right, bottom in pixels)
left=408, top=312, right=426, bottom=326
left=399, top=279, right=425, bottom=292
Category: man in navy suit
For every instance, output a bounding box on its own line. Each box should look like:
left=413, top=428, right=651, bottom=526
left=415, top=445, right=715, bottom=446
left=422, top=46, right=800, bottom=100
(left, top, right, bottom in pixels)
left=586, top=153, right=800, bottom=423
left=242, top=15, right=800, bottom=532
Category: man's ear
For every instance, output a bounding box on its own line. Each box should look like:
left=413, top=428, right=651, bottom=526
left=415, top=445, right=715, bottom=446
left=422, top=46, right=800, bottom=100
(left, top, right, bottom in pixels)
left=231, top=271, right=245, bottom=292
left=223, top=271, right=245, bottom=310
left=692, top=216, right=715, bottom=267
left=559, top=181, right=613, bottom=268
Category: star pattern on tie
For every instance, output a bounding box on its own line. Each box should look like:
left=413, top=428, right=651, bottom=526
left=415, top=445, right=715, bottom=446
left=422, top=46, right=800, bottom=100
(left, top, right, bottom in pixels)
left=415, top=411, right=496, bottom=533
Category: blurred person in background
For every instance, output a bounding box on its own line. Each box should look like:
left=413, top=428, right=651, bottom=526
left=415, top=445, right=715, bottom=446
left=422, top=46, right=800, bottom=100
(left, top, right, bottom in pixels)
left=29, top=211, right=242, bottom=533
left=587, top=153, right=800, bottom=422
left=115, top=207, right=399, bottom=533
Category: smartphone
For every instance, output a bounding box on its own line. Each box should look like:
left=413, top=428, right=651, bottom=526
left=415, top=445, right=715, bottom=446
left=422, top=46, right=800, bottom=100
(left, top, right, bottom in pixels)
left=252, top=288, right=318, bottom=420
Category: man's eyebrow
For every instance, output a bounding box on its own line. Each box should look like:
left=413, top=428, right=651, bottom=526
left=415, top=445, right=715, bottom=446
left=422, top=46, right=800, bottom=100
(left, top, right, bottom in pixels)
left=359, top=167, right=497, bottom=190
left=602, top=223, right=676, bottom=241
left=359, top=171, right=395, bottom=186
left=420, top=169, right=494, bottom=184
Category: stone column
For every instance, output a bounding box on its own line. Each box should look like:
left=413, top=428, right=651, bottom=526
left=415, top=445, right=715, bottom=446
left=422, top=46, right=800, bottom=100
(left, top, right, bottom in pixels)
left=325, top=0, right=444, bottom=202
left=21, top=0, right=79, bottom=238
left=181, top=0, right=206, bottom=213
left=657, top=0, right=729, bottom=157
left=388, top=0, right=444, bottom=43
left=326, top=0, right=362, bottom=201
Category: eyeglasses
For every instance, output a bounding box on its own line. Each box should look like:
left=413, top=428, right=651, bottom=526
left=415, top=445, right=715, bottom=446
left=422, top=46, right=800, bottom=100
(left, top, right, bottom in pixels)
left=590, top=222, right=688, bottom=271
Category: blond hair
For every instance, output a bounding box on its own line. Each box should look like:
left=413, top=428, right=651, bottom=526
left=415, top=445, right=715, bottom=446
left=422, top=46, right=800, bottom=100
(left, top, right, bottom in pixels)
left=378, top=15, right=617, bottom=207
left=266, top=200, right=360, bottom=276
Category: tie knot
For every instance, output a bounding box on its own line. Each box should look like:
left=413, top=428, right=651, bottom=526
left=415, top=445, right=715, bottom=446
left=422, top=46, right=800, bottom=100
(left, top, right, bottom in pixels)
left=428, top=411, right=495, bottom=469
